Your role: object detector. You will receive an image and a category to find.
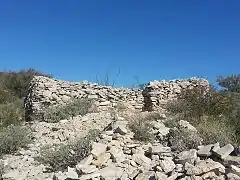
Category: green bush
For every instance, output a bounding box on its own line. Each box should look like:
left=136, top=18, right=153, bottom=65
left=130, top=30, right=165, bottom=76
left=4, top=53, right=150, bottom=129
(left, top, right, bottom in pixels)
left=44, top=98, right=93, bottom=122
left=217, top=74, right=240, bottom=93
left=0, top=100, right=24, bottom=127
left=167, top=86, right=233, bottom=120
left=38, top=129, right=100, bottom=172
left=0, top=68, right=52, bottom=98
left=129, top=115, right=154, bottom=142
left=0, top=125, right=31, bottom=157
left=196, top=117, right=238, bottom=146
left=0, top=89, right=17, bottom=104
left=168, top=127, right=202, bottom=152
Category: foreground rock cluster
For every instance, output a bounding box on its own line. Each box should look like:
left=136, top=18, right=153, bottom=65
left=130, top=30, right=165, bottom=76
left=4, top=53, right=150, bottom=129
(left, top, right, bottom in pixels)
left=52, top=118, right=240, bottom=180
left=2, top=110, right=239, bottom=180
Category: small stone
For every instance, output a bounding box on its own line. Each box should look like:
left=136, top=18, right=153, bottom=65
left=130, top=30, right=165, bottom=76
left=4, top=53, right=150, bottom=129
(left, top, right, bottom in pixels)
left=227, top=173, right=240, bottom=180
left=155, top=171, right=168, bottom=180
left=108, top=140, right=121, bottom=148
left=179, top=120, right=197, bottom=132
left=2, top=170, right=23, bottom=180
left=202, top=171, right=218, bottom=179
left=76, top=155, right=93, bottom=169
left=79, top=173, right=101, bottom=180
left=109, top=146, right=125, bottom=163
left=77, top=165, right=98, bottom=175
left=184, top=162, right=194, bottom=172
left=186, top=159, right=225, bottom=176
left=99, top=101, right=111, bottom=106
left=66, top=167, right=78, bottom=179
left=149, top=144, right=171, bottom=155
left=176, top=149, right=197, bottom=164
left=100, top=166, right=123, bottom=180
left=53, top=171, right=67, bottom=180
left=135, top=171, right=155, bottom=180
left=132, top=153, right=152, bottom=167
left=91, top=143, right=107, bottom=159
left=230, top=165, right=240, bottom=176
left=91, top=153, right=111, bottom=167
left=175, top=164, right=184, bottom=173
left=159, top=158, right=176, bottom=174
left=197, top=143, right=219, bottom=157
left=112, top=121, right=128, bottom=135
left=213, top=144, right=234, bottom=159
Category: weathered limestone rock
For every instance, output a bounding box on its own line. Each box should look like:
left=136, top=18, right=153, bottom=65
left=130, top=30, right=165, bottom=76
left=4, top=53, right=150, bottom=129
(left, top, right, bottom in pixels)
left=155, top=171, right=168, bottom=180
left=112, top=121, right=128, bottom=135
left=99, top=166, right=123, bottom=180
left=76, top=155, right=93, bottom=169
left=197, top=143, right=219, bottom=157
left=159, top=158, right=176, bottom=174
left=79, top=173, right=101, bottom=180
left=176, top=149, right=197, bottom=164
left=91, top=153, right=111, bottom=167
left=109, top=146, right=125, bottom=163
left=227, top=173, right=240, bottom=180
left=213, top=144, right=234, bottom=159
left=2, top=169, right=24, bottom=180
left=149, top=144, right=171, bottom=155
left=132, top=153, right=152, bottom=167
left=53, top=167, right=78, bottom=180
left=178, top=120, right=197, bottom=132
left=91, top=143, right=107, bottom=159
left=77, top=165, right=98, bottom=175
left=135, top=171, right=155, bottom=180
left=186, top=159, right=225, bottom=176
left=230, top=165, right=240, bottom=176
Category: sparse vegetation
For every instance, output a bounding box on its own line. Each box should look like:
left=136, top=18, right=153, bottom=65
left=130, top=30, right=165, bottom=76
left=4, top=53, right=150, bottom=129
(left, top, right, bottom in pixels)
left=0, top=68, right=52, bottom=99
left=167, top=86, right=233, bottom=120
left=129, top=114, right=154, bottom=142
left=38, top=129, right=100, bottom=172
left=168, top=127, right=202, bottom=152
left=0, top=125, right=31, bottom=157
left=0, top=100, right=24, bottom=127
left=44, top=98, right=93, bottom=122
left=0, top=69, right=51, bottom=127
left=217, top=74, right=240, bottom=93
left=196, top=117, right=237, bottom=146
left=167, top=74, right=240, bottom=146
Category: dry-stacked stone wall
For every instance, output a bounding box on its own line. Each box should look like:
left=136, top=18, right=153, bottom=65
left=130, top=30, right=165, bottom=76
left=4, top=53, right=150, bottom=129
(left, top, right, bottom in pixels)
left=24, top=76, right=209, bottom=121
left=142, top=78, right=209, bottom=111
left=24, top=76, right=144, bottom=121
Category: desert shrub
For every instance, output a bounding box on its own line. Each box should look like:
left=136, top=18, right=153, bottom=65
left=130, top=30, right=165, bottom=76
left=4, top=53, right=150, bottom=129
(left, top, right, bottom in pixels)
left=168, top=127, right=202, bottom=152
left=0, top=89, right=17, bottom=104
left=217, top=74, right=240, bottom=93
left=196, top=117, right=238, bottom=146
left=44, top=98, right=93, bottom=122
left=0, top=68, right=52, bottom=98
left=38, top=129, right=100, bottom=172
left=167, top=86, right=233, bottom=120
left=0, top=100, right=24, bottom=127
left=129, top=115, right=154, bottom=142
left=0, top=125, right=31, bottom=157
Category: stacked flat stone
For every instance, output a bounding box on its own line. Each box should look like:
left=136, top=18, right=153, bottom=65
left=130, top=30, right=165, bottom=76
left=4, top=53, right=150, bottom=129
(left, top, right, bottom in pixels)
left=24, top=76, right=209, bottom=121
left=142, top=78, right=209, bottom=111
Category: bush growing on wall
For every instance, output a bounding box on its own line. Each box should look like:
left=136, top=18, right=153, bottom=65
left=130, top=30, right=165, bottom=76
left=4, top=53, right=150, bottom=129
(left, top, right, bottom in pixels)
left=0, top=68, right=52, bottom=98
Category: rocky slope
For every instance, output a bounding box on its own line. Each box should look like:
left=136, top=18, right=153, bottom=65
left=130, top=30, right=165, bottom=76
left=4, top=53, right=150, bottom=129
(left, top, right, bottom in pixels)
left=1, top=110, right=240, bottom=180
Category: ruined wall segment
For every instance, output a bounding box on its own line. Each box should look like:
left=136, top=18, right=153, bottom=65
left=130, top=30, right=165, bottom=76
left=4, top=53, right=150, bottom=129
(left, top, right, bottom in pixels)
left=24, top=76, right=209, bottom=121
left=142, top=78, right=209, bottom=111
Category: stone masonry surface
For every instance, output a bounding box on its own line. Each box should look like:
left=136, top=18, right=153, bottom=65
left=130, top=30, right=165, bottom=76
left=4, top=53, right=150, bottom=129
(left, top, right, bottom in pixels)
left=24, top=76, right=209, bottom=121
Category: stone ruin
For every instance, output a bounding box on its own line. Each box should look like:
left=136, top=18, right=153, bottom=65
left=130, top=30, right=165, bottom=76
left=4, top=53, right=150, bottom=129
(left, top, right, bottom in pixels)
left=24, top=76, right=209, bottom=121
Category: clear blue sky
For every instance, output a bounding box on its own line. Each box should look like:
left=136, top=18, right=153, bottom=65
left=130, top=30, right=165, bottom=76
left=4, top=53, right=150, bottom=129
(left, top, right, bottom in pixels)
left=0, top=0, right=239, bottom=87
